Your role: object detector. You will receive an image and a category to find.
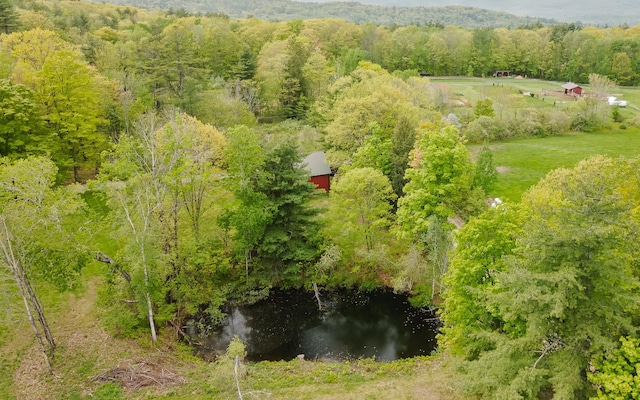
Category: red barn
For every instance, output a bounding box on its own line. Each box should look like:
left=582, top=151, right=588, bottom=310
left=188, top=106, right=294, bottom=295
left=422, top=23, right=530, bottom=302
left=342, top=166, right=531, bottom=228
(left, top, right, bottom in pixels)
left=303, top=151, right=332, bottom=192
left=562, top=82, right=583, bottom=96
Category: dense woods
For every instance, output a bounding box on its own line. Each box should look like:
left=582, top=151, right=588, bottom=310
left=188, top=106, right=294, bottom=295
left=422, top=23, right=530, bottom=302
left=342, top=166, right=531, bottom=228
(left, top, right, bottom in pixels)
left=87, top=0, right=553, bottom=29
left=294, top=0, right=640, bottom=27
left=2, top=0, right=640, bottom=398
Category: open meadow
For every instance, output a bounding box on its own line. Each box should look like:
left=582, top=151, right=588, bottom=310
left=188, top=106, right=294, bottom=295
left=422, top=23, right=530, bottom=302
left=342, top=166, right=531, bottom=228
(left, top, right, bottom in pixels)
left=432, top=76, right=640, bottom=118
left=477, top=127, right=640, bottom=201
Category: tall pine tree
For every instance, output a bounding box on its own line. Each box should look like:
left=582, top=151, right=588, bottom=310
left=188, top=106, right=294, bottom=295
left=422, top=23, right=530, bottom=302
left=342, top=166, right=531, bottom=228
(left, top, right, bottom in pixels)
left=255, top=139, right=321, bottom=285
left=0, top=0, right=19, bottom=35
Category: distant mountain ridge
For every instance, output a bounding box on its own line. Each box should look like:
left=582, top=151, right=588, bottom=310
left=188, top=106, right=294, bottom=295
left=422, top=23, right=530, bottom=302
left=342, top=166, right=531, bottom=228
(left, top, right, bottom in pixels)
left=87, top=0, right=554, bottom=28
left=296, top=0, right=640, bottom=26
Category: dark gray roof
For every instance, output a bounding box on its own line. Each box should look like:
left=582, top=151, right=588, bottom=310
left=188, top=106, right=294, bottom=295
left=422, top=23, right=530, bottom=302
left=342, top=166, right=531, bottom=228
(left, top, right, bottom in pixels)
left=303, top=151, right=331, bottom=177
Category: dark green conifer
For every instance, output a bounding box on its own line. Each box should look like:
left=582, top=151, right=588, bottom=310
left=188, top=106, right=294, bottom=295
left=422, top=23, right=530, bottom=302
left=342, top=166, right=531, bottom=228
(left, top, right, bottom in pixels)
left=0, top=0, right=19, bottom=34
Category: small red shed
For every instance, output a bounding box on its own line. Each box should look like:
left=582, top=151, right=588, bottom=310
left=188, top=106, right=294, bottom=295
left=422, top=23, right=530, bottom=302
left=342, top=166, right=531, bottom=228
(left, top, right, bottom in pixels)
left=562, top=82, right=582, bottom=96
left=303, top=151, right=332, bottom=192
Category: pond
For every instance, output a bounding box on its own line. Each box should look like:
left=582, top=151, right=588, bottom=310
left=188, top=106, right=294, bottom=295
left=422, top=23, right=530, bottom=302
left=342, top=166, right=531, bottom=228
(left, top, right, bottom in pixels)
left=193, top=289, right=440, bottom=362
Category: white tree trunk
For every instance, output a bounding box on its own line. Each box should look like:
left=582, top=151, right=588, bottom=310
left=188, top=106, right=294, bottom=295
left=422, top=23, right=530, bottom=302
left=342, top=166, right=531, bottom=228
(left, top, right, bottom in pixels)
left=0, top=217, right=53, bottom=372
left=144, top=266, right=158, bottom=344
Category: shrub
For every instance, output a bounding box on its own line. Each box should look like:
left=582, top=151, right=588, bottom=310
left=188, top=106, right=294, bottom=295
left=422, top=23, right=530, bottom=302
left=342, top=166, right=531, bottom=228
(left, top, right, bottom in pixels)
left=464, top=116, right=504, bottom=142
left=541, top=110, right=571, bottom=135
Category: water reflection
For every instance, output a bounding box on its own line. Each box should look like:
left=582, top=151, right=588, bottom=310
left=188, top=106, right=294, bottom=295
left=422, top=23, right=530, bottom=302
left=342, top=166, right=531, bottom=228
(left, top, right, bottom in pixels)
left=194, top=290, right=439, bottom=362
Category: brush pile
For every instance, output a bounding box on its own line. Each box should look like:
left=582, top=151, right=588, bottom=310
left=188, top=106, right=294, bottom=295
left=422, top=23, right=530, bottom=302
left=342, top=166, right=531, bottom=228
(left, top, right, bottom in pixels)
left=89, top=360, right=185, bottom=390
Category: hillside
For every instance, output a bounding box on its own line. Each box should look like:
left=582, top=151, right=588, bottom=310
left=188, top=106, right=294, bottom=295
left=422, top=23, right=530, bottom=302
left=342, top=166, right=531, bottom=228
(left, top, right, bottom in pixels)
left=297, top=0, right=640, bottom=26
left=85, top=0, right=551, bottom=28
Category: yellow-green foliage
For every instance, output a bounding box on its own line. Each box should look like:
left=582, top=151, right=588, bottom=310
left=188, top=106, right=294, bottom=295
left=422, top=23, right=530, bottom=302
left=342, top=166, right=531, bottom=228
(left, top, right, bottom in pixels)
left=589, top=337, right=640, bottom=400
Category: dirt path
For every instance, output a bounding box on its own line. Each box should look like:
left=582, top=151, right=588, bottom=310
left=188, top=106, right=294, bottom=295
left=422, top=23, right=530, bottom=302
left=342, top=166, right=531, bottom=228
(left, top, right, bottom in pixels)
left=10, top=277, right=163, bottom=399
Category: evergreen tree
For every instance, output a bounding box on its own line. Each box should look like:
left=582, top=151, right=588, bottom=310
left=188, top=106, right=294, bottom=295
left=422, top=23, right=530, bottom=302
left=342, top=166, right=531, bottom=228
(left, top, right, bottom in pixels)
left=474, top=98, right=495, bottom=118
left=390, top=115, right=416, bottom=199
left=0, top=0, right=19, bottom=35
left=281, top=36, right=311, bottom=118
left=254, top=139, right=321, bottom=285
left=231, top=47, right=257, bottom=81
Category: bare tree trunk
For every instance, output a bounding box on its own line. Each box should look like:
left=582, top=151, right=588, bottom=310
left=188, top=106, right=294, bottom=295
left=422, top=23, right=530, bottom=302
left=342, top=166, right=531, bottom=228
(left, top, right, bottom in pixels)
left=144, top=266, right=158, bottom=344
left=141, top=243, right=157, bottom=344
left=24, top=276, right=55, bottom=353
left=94, top=251, right=131, bottom=282
left=245, top=250, right=250, bottom=285
left=234, top=355, right=244, bottom=400
left=17, top=275, right=53, bottom=373
left=0, top=217, right=54, bottom=372
left=118, top=187, right=158, bottom=345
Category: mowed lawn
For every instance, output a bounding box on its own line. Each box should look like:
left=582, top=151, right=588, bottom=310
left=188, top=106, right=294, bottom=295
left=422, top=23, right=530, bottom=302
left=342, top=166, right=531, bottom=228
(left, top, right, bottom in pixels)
left=474, top=127, right=640, bottom=201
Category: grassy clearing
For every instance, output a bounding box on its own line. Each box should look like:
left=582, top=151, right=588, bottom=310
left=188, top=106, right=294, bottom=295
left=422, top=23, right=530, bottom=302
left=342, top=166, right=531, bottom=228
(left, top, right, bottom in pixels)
left=432, top=77, right=640, bottom=118
left=475, top=127, right=640, bottom=201
left=432, top=76, right=574, bottom=109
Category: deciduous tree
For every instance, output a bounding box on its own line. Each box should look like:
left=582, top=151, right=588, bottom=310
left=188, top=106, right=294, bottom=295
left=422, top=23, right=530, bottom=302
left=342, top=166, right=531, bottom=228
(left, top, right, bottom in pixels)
left=0, top=79, right=44, bottom=158
left=473, top=144, right=497, bottom=193
left=221, top=125, right=269, bottom=284
left=0, top=157, right=86, bottom=370
left=322, top=62, right=428, bottom=168
left=396, top=122, right=481, bottom=239
left=327, top=167, right=395, bottom=254
left=440, top=204, right=525, bottom=359
left=452, top=156, right=640, bottom=399
left=99, top=111, right=229, bottom=341
left=35, top=50, right=108, bottom=182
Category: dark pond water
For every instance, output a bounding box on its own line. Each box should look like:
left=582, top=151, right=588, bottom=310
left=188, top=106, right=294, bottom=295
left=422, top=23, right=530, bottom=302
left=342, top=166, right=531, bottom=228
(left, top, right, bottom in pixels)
left=193, top=289, right=439, bottom=362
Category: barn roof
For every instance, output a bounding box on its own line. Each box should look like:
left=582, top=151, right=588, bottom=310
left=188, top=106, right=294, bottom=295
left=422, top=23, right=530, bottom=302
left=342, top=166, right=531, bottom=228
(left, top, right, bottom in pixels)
left=303, top=151, right=332, bottom=177
left=562, top=82, right=581, bottom=90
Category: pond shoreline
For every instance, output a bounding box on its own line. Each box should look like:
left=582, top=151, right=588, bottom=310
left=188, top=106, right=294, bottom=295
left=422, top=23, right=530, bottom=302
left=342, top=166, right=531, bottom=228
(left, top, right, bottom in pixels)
left=191, top=288, right=440, bottom=362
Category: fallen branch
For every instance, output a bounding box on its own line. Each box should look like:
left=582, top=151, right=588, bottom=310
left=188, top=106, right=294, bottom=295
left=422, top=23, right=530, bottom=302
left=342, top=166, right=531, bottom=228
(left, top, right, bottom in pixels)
left=94, top=251, right=131, bottom=282
left=312, top=282, right=322, bottom=311
left=168, top=319, right=200, bottom=345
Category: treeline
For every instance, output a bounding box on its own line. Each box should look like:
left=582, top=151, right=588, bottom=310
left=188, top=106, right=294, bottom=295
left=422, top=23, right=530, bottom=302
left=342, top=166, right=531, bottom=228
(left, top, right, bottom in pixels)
left=89, top=0, right=550, bottom=29
left=1, top=0, right=633, bottom=160
left=297, top=0, right=640, bottom=27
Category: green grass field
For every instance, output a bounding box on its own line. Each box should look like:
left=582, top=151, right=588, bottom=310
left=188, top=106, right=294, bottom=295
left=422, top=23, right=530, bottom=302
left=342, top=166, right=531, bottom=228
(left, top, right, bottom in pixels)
left=431, top=77, right=640, bottom=119
left=430, top=77, right=640, bottom=201
left=475, top=127, right=640, bottom=201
